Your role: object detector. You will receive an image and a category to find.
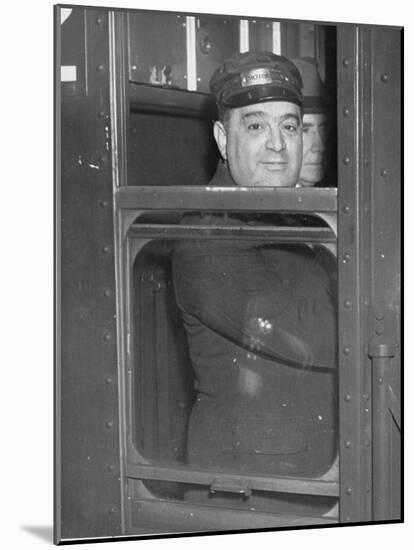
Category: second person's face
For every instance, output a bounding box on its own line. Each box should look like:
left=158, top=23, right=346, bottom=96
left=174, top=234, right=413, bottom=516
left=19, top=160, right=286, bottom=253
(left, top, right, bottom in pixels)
left=214, top=101, right=303, bottom=187
left=298, top=113, right=327, bottom=187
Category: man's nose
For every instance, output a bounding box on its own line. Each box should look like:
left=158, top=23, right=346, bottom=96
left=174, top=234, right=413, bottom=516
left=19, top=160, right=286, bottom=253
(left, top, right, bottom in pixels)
left=311, top=129, right=326, bottom=152
left=265, top=127, right=285, bottom=152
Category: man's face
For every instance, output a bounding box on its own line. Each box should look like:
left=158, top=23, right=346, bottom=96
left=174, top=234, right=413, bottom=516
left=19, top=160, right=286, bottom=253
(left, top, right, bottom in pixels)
left=214, top=101, right=303, bottom=187
left=298, top=113, right=327, bottom=187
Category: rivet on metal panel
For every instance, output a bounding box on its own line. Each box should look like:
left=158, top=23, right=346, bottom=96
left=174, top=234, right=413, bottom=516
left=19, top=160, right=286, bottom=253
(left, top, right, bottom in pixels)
left=197, top=77, right=201, bottom=82
left=344, top=393, right=352, bottom=402
left=131, top=65, right=137, bottom=71
left=381, top=73, right=389, bottom=83
left=342, top=156, right=351, bottom=165
left=99, top=155, right=106, bottom=165
left=342, top=107, right=350, bottom=116
left=342, top=59, right=350, bottom=67
left=343, top=253, right=351, bottom=263
left=345, top=487, right=353, bottom=496
left=363, top=393, right=370, bottom=401
left=97, top=64, right=105, bottom=72
left=103, top=332, right=111, bottom=342
left=96, top=17, right=103, bottom=25
left=107, top=464, right=116, bottom=472
left=344, top=300, right=351, bottom=309
left=108, top=506, right=117, bottom=514
left=343, top=347, right=351, bottom=356
left=378, top=377, right=384, bottom=384
left=380, top=169, right=388, bottom=177
left=344, top=440, right=352, bottom=448
left=297, top=196, right=303, bottom=203
left=98, top=109, right=106, bottom=118
left=375, top=325, right=385, bottom=336
left=365, top=438, right=371, bottom=447
left=106, top=420, right=114, bottom=429
left=103, top=288, right=112, bottom=298
left=100, top=200, right=108, bottom=208
left=102, top=245, right=111, bottom=254
left=105, top=376, right=113, bottom=384
left=342, top=205, right=350, bottom=214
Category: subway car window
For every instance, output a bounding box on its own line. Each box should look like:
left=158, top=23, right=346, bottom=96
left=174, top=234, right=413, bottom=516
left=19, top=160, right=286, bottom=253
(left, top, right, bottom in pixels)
left=56, top=5, right=401, bottom=542
left=129, top=225, right=338, bottom=514
left=124, top=16, right=339, bottom=513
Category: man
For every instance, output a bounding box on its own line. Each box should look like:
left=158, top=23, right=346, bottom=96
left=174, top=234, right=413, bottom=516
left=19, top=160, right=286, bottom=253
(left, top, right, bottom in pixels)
left=292, top=57, right=337, bottom=252
left=293, top=57, right=328, bottom=187
left=172, top=52, right=337, bottom=514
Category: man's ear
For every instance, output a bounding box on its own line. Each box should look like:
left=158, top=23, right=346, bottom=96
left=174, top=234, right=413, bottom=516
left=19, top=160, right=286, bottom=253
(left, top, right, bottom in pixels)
left=213, top=121, right=228, bottom=161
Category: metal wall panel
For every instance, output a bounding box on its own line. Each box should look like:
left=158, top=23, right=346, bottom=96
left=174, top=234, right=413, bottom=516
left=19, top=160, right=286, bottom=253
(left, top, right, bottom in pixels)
left=56, top=6, right=122, bottom=541
left=337, top=23, right=402, bottom=523
left=337, top=24, right=372, bottom=523
left=369, top=26, right=401, bottom=521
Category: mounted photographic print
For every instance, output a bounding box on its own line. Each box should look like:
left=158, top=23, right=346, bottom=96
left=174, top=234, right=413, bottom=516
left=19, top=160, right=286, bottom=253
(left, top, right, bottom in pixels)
left=55, top=2, right=402, bottom=544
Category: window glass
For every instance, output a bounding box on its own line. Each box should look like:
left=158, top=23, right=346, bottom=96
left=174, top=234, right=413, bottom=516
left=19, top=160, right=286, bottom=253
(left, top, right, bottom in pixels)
left=130, top=215, right=338, bottom=514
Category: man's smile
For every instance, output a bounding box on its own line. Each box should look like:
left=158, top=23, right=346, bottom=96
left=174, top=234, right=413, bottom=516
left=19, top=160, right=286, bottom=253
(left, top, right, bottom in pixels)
left=261, top=161, right=288, bottom=171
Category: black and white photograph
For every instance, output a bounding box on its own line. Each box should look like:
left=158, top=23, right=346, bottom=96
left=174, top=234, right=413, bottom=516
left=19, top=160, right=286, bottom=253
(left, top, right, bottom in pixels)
left=2, top=0, right=408, bottom=548
left=53, top=2, right=402, bottom=543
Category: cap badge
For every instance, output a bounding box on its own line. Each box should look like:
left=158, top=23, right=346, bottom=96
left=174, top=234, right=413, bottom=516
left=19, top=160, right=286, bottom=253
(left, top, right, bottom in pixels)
left=240, top=68, right=273, bottom=88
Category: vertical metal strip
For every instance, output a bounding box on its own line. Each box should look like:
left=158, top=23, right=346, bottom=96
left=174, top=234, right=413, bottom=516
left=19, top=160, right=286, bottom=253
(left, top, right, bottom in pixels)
left=240, top=20, right=249, bottom=53
left=337, top=24, right=370, bottom=523
left=60, top=7, right=121, bottom=538
left=369, top=26, right=401, bottom=521
left=371, top=354, right=390, bottom=518
left=359, top=27, right=375, bottom=523
left=109, top=9, right=128, bottom=534
left=369, top=343, right=396, bottom=520
left=272, top=22, right=281, bottom=54
left=186, top=16, right=197, bottom=91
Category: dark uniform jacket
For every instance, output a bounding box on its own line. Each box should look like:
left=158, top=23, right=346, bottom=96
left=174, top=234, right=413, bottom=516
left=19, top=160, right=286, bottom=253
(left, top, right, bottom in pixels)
left=172, top=163, right=337, bottom=510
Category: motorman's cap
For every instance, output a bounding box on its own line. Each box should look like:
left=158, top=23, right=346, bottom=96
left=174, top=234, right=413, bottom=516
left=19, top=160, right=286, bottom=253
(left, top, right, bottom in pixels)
left=292, top=57, right=326, bottom=114
left=210, top=51, right=304, bottom=109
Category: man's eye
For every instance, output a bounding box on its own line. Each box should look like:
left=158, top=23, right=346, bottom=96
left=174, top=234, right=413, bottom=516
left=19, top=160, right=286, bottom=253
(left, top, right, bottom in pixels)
left=247, top=122, right=263, bottom=131
left=283, top=123, right=298, bottom=133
